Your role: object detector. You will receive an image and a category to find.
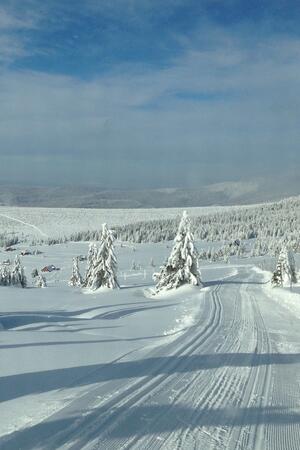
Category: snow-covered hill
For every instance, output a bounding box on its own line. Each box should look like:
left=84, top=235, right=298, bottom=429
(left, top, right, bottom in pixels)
left=0, top=204, right=249, bottom=240
left=0, top=174, right=299, bottom=208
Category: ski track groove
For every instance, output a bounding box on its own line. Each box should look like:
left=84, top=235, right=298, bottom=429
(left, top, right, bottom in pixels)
left=94, top=277, right=256, bottom=450
left=43, top=270, right=278, bottom=450
left=172, top=288, right=244, bottom=450
left=2, top=267, right=299, bottom=450
left=2, top=284, right=221, bottom=450
left=189, top=287, right=251, bottom=450
left=130, top=269, right=277, bottom=450
left=227, top=280, right=272, bottom=450
left=81, top=286, right=223, bottom=450
left=127, top=286, right=227, bottom=450
left=124, top=285, right=247, bottom=450
left=51, top=284, right=224, bottom=449
left=265, top=319, right=300, bottom=450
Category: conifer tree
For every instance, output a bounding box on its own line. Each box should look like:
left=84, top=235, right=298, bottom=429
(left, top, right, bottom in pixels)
left=83, top=243, right=97, bottom=287
left=69, top=257, right=83, bottom=287
left=287, top=249, right=298, bottom=284
left=31, top=268, right=39, bottom=279
left=87, top=224, right=119, bottom=290
left=11, top=255, right=27, bottom=288
left=271, top=258, right=283, bottom=287
left=272, top=246, right=297, bottom=287
left=153, top=211, right=202, bottom=292
left=0, top=264, right=11, bottom=286
left=36, top=272, right=47, bottom=288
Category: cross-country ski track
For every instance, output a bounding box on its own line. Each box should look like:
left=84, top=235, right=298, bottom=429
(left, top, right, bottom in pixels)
left=0, top=265, right=299, bottom=450
left=0, top=212, right=49, bottom=238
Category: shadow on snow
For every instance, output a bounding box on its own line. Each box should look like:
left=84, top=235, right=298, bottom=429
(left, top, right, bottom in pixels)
left=1, top=352, right=299, bottom=403
left=0, top=404, right=299, bottom=450
left=0, top=303, right=177, bottom=330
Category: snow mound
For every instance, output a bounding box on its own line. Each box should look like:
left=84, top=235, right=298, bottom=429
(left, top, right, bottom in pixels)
left=253, top=266, right=300, bottom=319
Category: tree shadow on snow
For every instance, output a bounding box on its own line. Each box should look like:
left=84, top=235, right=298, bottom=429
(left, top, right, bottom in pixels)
left=0, top=301, right=156, bottom=320
left=1, top=352, right=300, bottom=403
left=0, top=303, right=175, bottom=329
left=1, top=404, right=299, bottom=450
left=0, top=328, right=183, bottom=350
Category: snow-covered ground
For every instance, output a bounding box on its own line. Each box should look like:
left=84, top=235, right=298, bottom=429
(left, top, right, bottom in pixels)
left=0, top=240, right=299, bottom=449
left=0, top=204, right=253, bottom=240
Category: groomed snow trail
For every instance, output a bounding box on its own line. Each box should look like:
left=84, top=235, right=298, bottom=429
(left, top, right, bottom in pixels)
left=0, top=212, right=48, bottom=238
left=1, top=266, right=299, bottom=449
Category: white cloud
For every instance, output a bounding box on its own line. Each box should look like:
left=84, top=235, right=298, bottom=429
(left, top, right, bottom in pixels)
left=0, top=34, right=29, bottom=62
left=0, top=4, right=42, bottom=64
left=0, top=7, right=37, bottom=30
left=0, top=18, right=299, bottom=186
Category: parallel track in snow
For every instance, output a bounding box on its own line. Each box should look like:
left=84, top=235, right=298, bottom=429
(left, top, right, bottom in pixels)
left=0, top=212, right=49, bottom=238
left=1, top=267, right=299, bottom=450
left=50, top=285, right=223, bottom=449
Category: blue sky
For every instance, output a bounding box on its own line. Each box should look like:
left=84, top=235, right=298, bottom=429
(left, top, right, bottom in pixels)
left=0, top=0, right=300, bottom=188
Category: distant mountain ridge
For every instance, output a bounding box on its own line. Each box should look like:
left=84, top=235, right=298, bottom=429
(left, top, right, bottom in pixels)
left=0, top=176, right=299, bottom=208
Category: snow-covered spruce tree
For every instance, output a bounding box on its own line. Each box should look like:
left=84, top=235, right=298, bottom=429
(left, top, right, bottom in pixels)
left=31, top=268, right=39, bottom=279
left=153, top=211, right=202, bottom=292
left=0, top=264, right=11, bottom=286
left=36, top=272, right=47, bottom=288
left=271, top=257, right=283, bottom=287
left=11, top=256, right=27, bottom=288
left=83, top=243, right=98, bottom=287
left=69, top=257, right=83, bottom=287
left=271, top=246, right=297, bottom=287
left=287, top=249, right=298, bottom=284
left=86, top=224, right=119, bottom=290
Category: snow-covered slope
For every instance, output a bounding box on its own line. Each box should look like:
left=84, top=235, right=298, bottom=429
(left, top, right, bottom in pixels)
left=0, top=241, right=299, bottom=449
left=0, top=204, right=254, bottom=240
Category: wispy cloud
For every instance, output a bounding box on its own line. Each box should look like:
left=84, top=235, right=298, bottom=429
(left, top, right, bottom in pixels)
left=0, top=4, right=42, bottom=64
left=0, top=6, right=37, bottom=30
left=0, top=1, right=299, bottom=187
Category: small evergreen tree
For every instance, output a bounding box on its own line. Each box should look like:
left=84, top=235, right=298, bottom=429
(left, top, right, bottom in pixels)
left=271, top=260, right=283, bottom=287
left=36, top=272, right=47, bottom=288
left=11, top=256, right=27, bottom=288
left=86, top=224, right=119, bottom=290
left=272, top=246, right=297, bottom=287
left=69, top=257, right=83, bottom=287
left=0, top=264, right=11, bottom=286
left=31, top=268, right=39, bottom=279
left=83, top=243, right=97, bottom=287
left=153, top=211, right=202, bottom=292
left=287, top=249, right=298, bottom=284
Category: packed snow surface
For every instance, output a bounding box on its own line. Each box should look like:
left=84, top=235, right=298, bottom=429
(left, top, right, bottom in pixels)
left=0, top=241, right=299, bottom=449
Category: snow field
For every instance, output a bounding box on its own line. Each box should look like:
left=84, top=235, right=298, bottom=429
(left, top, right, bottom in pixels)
left=0, top=205, right=238, bottom=240
left=0, top=236, right=300, bottom=448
